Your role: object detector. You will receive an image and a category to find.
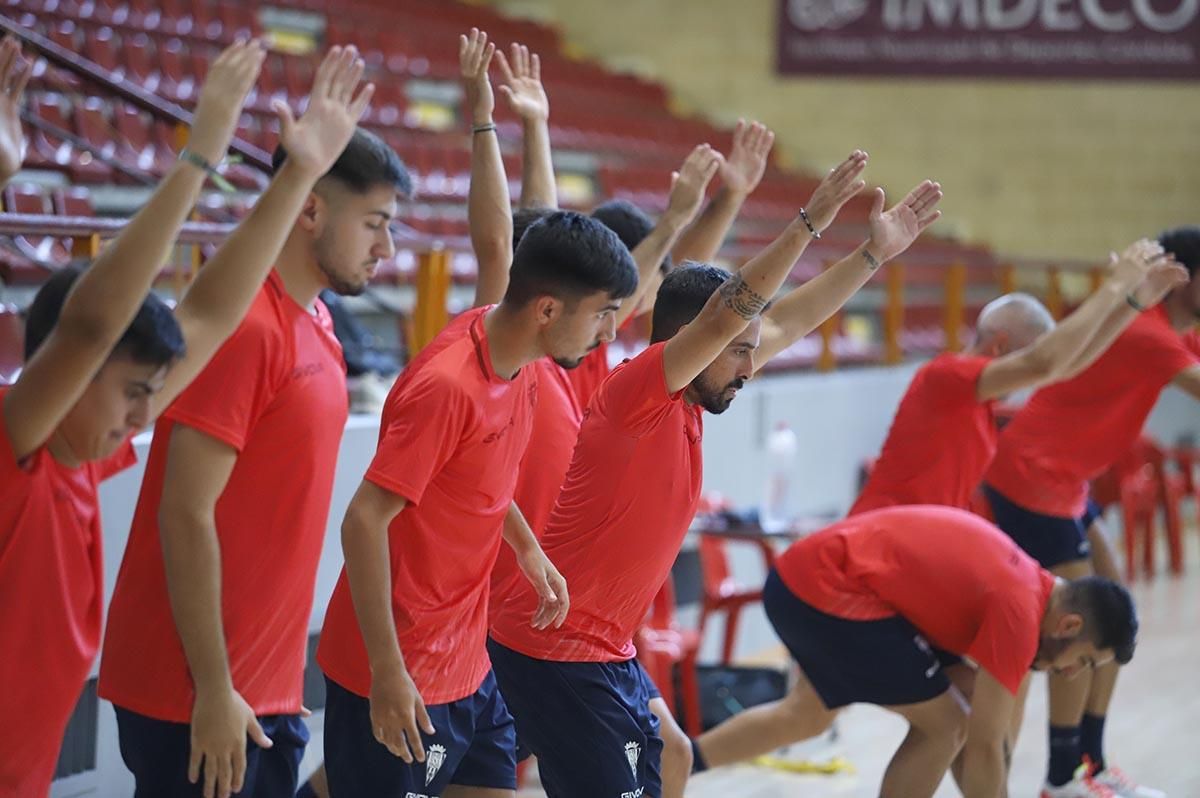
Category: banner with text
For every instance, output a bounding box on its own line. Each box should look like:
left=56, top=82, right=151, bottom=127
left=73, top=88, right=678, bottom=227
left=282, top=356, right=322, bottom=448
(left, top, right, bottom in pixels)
left=776, top=0, right=1200, bottom=78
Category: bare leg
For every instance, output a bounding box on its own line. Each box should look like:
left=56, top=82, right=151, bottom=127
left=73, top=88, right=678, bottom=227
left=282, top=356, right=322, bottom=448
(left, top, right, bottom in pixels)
left=304, top=764, right=330, bottom=798
left=695, top=669, right=837, bottom=769
left=881, top=688, right=969, bottom=798
left=648, top=697, right=692, bottom=798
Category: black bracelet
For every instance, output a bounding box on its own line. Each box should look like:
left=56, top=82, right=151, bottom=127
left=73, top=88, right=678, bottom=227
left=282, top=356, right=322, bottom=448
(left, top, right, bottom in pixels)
left=797, top=207, right=821, bottom=239
left=1126, top=293, right=1147, bottom=312
left=472, top=122, right=497, bottom=134
left=179, top=148, right=218, bottom=176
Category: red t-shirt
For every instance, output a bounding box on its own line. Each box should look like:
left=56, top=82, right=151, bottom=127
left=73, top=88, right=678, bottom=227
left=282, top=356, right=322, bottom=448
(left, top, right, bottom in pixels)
left=565, top=341, right=610, bottom=408
left=490, top=342, right=704, bottom=662
left=851, top=354, right=995, bottom=514
left=1185, top=328, right=1200, bottom=358
left=775, top=505, right=1056, bottom=695
left=318, top=310, right=537, bottom=704
left=489, top=357, right=584, bottom=610
left=0, top=389, right=136, bottom=795
left=99, top=272, right=348, bottom=722
left=986, top=306, right=1197, bottom=517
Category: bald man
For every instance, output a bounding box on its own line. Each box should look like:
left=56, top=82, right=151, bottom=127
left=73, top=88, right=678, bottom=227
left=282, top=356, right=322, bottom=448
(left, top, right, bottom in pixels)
left=691, top=240, right=1183, bottom=777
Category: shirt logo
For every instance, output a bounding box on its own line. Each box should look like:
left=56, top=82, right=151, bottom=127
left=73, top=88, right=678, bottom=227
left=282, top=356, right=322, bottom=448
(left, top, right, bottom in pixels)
left=425, top=744, right=447, bottom=786
left=624, top=741, right=640, bottom=777
left=291, top=362, right=326, bottom=380
left=482, top=416, right=517, bottom=444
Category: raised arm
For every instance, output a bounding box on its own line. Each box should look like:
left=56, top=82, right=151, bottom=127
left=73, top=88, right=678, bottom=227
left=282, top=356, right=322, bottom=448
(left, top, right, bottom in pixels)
left=755, top=161, right=945, bottom=367
left=671, top=120, right=774, bottom=264
left=462, top=29, right=513, bottom=308
left=976, top=241, right=1186, bottom=400
left=341, top=480, right=435, bottom=763
left=2, top=41, right=262, bottom=462
left=0, top=35, right=31, bottom=188
left=496, top=43, right=556, bottom=210
left=155, top=46, right=374, bottom=414
left=959, top=670, right=1016, bottom=798
left=1050, top=249, right=1188, bottom=380
left=662, top=152, right=876, bottom=392
left=613, top=144, right=723, bottom=328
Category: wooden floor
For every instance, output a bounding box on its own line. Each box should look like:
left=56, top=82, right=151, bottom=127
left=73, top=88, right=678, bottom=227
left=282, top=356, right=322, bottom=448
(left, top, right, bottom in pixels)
left=520, top=544, right=1200, bottom=797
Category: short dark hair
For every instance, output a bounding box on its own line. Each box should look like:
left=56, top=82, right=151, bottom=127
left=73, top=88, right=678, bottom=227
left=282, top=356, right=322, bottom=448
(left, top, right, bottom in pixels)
left=504, top=211, right=638, bottom=307
left=24, top=265, right=186, bottom=366
left=1065, top=576, right=1138, bottom=665
left=591, top=199, right=672, bottom=275
left=513, top=206, right=554, bottom=251
left=1159, top=226, right=1200, bottom=277
left=650, top=261, right=730, bottom=343
left=273, top=127, right=413, bottom=198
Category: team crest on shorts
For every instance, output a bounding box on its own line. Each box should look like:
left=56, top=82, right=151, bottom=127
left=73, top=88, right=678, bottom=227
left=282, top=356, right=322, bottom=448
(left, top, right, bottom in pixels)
left=624, top=741, right=640, bottom=777
left=425, top=744, right=447, bottom=786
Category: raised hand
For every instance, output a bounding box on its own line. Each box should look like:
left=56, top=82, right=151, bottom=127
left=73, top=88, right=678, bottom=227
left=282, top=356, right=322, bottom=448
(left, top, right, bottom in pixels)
left=1126, top=244, right=1188, bottom=308
left=272, top=45, right=373, bottom=178
left=865, top=179, right=944, bottom=263
left=0, top=35, right=30, bottom=185
left=719, top=119, right=774, bottom=197
left=803, top=150, right=869, bottom=233
left=1108, top=238, right=1165, bottom=286
left=495, top=42, right=549, bottom=123
left=459, top=28, right=496, bottom=127
left=664, top=144, right=724, bottom=227
left=188, top=40, right=266, bottom=165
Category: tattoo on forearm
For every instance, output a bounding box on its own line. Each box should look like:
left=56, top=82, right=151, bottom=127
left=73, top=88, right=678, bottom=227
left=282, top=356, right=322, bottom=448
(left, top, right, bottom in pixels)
left=1003, top=739, right=1012, bottom=773
left=719, top=275, right=769, bottom=320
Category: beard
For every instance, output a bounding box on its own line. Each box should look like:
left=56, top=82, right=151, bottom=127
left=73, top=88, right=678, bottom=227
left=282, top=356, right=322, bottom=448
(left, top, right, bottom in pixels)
left=552, top=338, right=604, bottom=371
left=1031, top=635, right=1075, bottom=672
left=692, top=373, right=746, bottom=414
left=314, top=234, right=369, bottom=297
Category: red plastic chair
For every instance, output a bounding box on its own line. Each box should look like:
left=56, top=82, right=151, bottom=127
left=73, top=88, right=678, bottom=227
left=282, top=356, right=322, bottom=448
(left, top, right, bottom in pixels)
left=634, top=576, right=703, bottom=737
left=697, top=535, right=765, bottom=666
left=1171, top=444, right=1199, bottom=529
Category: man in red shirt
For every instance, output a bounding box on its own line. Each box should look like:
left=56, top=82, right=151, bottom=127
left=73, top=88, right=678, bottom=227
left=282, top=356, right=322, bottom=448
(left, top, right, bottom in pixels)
left=574, top=121, right=777, bottom=407
left=732, top=505, right=1136, bottom=798
left=688, top=242, right=1182, bottom=779
left=0, top=41, right=366, bottom=797
left=983, top=226, right=1200, bottom=798
left=488, top=152, right=944, bottom=796
left=853, top=241, right=1183, bottom=516
left=97, top=51, right=392, bottom=798
left=315, top=34, right=642, bottom=796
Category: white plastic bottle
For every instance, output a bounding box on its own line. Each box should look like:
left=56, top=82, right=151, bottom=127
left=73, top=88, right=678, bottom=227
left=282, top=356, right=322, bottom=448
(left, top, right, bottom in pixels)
left=761, top=422, right=799, bottom=532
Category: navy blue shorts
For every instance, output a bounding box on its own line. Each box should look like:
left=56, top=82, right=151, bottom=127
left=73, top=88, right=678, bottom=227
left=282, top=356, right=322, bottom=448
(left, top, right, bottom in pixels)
left=114, top=706, right=309, bottom=798
left=763, top=569, right=960, bottom=710
left=984, top=484, right=1099, bottom=569
left=323, top=671, right=516, bottom=797
left=488, top=638, right=663, bottom=798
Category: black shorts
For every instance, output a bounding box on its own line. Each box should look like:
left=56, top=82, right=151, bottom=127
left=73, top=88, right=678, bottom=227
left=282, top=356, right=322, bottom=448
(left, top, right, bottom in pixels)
left=488, top=638, right=662, bottom=798
left=323, top=671, right=516, bottom=797
left=763, top=569, right=960, bottom=710
left=984, top=484, right=1099, bottom=569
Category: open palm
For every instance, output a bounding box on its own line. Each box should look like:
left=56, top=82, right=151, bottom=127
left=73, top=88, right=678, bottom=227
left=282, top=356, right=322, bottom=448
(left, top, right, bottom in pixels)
left=867, top=180, right=943, bottom=262
left=274, top=45, right=373, bottom=178
left=0, top=35, right=32, bottom=182
left=720, top=119, right=773, bottom=196
left=495, top=43, right=548, bottom=122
